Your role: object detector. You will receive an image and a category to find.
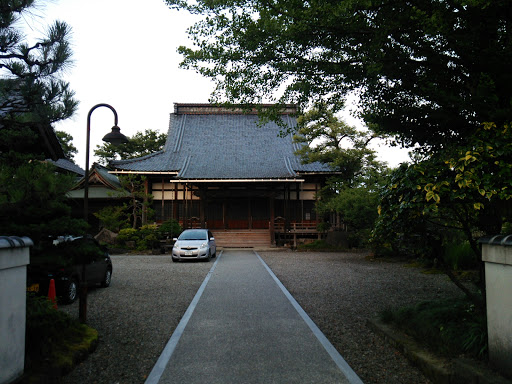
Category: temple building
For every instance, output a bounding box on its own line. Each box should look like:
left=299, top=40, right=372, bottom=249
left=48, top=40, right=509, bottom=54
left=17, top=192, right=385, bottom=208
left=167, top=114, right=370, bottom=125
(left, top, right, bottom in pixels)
left=109, top=103, right=336, bottom=247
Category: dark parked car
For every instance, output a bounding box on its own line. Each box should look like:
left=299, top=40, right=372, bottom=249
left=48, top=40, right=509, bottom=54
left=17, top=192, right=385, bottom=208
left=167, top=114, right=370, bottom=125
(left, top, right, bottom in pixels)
left=27, top=236, right=112, bottom=304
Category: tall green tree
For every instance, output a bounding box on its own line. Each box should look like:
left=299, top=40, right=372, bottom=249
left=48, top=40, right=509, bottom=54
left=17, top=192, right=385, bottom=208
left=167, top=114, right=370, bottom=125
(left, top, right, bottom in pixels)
left=294, top=104, right=388, bottom=245
left=94, top=129, right=167, bottom=165
left=0, top=1, right=83, bottom=244
left=56, top=130, right=78, bottom=160
left=166, top=0, right=511, bottom=148
left=169, top=0, right=511, bottom=237
left=294, top=104, right=384, bottom=187
left=1, top=1, right=77, bottom=131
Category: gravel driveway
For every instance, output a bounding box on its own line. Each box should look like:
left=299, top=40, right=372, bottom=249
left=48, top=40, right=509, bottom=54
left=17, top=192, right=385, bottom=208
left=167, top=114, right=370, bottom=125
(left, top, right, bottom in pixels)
left=60, top=255, right=213, bottom=384
left=60, top=251, right=462, bottom=384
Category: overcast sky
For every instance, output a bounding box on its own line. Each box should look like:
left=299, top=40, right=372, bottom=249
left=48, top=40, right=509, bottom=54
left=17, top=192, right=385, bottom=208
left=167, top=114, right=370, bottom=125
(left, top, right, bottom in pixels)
left=24, top=0, right=410, bottom=169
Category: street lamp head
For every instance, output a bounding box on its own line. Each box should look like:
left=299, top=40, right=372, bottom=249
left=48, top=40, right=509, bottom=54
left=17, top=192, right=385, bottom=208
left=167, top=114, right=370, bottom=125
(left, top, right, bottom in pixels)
left=102, top=125, right=129, bottom=146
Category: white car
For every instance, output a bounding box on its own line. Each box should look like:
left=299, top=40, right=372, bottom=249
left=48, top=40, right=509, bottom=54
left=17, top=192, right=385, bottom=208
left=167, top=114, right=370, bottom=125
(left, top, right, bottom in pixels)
left=172, top=229, right=216, bottom=262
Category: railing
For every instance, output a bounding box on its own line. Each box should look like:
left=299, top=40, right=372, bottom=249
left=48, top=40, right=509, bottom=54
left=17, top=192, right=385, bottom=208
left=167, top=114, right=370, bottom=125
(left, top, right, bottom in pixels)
left=273, top=221, right=320, bottom=233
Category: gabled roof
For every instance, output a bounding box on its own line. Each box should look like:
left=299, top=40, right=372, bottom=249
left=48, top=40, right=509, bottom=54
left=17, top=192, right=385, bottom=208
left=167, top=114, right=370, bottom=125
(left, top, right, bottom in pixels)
left=110, top=104, right=331, bottom=180
left=73, top=163, right=123, bottom=190
left=68, top=163, right=128, bottom=199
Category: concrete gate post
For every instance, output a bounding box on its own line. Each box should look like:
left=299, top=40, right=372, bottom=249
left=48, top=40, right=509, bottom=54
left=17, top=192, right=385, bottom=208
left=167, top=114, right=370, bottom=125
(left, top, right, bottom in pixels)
left=0, top=236, right=33, bottom=384
left=480, top=234, right=512, bottom=379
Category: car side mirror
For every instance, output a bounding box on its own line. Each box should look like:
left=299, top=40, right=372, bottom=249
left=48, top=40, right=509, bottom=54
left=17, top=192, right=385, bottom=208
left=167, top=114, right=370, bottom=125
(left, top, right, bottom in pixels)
left=210, top=237, right=215, bottom=241
left=173, top=238, right=178, bottom=242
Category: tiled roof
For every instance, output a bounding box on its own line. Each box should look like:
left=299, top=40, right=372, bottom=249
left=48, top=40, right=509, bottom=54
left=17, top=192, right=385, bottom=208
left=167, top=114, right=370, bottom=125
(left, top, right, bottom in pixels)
left=110, top=104, right=331, bottom=179
left=48, top=158, right=85, bottom=176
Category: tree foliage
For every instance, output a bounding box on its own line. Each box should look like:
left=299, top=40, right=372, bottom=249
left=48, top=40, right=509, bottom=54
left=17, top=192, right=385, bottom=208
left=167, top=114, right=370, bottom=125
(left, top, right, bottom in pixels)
left=1, top=1, right=78, bottom=129
left=294, top=104, right=385, bottom=187
left=0, top=161, right=85, bottom=244
left=294, top=104, right=388, bottom=246
left=94, top=129, right=167, bottom=165
left=56, top=130, right=77, bottom=160
left=166, top=0, right=512, bottom=149
left=371, top=122, right=512, bottom=307
left=0, top=1, right=83, bottom=243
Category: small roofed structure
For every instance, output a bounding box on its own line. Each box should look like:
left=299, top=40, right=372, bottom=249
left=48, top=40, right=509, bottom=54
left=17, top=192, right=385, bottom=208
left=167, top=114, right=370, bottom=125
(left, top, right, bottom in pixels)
left=68, top=163, right=129, bottom=228
left=109, top=103, right=335, bottom=247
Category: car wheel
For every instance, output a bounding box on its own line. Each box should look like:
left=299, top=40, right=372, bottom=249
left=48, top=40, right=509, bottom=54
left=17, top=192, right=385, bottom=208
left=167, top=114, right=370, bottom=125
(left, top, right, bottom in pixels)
left=212, top=251, right=216, bottom=258
left=101, top=268, right=112, bottom=287
left=172, top=257, right=178, bottom=262
left=205, top=250, right=211, bottom=262
left=62, top=278, right=78, bottom=304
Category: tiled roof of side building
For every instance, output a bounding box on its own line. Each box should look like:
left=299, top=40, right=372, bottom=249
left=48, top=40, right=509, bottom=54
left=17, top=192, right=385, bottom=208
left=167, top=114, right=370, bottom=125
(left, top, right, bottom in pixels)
left=110, top=104, right=331, bottom=179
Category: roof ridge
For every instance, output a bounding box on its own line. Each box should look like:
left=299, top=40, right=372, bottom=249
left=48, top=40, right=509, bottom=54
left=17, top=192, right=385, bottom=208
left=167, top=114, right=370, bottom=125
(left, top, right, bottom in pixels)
left=284, top=156, right=297, bottom=176
left=177, top=155, right=191, bottom=177
left=173, top=103, right=298, bottom=115
left=173, top=114, right=187, bottom=152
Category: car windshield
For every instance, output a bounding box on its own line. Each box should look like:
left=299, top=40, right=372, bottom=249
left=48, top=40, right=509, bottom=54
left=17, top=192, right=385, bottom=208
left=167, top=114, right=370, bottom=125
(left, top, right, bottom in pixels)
left=179, top=230, right=207, bottom=241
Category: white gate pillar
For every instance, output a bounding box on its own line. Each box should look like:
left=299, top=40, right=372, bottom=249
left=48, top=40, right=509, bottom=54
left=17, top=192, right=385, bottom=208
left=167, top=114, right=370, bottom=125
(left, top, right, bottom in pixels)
left=0, top=236, right=32, bottom=384
left=481, top=234, right=512, bottom=379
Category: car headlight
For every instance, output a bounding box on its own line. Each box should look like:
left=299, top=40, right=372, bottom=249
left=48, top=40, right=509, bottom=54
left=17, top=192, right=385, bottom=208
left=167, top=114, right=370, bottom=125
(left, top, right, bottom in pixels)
left=200, top=242, right=208, bottom=249
left=173, top=242, right=180, bottom=250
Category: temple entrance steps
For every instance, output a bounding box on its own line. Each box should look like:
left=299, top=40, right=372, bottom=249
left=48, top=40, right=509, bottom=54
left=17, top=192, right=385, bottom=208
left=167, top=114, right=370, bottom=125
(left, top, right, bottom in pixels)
left=212, top=229, right=272, bottom=248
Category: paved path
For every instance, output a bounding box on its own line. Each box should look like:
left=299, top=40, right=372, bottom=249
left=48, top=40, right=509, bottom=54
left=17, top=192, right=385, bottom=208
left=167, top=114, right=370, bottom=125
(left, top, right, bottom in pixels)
left=145, top=250, right=363, bottom=384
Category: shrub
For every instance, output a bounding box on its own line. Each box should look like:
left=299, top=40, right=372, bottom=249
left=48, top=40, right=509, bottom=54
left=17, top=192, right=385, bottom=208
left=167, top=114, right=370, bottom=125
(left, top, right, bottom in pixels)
left=443, top=242, right=478, bottom=270
left=137, top=224, right=159, bottom=250
left=117, top=228, right=138, bottom=244
left=158, top=219, right=182, bottom=239
left=25, top=294, right=98, bottom=378
left=93, top=205, right=129, bottom=232
left=380, top=298, right=487, bottom=359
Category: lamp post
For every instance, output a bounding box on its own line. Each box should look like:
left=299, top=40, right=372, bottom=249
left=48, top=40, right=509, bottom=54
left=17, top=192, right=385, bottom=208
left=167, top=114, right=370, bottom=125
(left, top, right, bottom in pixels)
left=80, top=103, right=129, bottom=323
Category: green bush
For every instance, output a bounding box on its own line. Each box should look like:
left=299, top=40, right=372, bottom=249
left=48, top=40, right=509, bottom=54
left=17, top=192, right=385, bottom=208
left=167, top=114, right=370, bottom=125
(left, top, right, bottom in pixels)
left=443, top=242, right=478, bottom=270
left=116, top=221, right=183, bottom=251
left=380, top=298, right=487, bottom=358
left=117, top=228, right=138, bottom=244
left=93, top=205, right=129, bottom=232
left=158, top=219, right=182, bottom=239
left=136, top=224, right=159, bottom=250
left=25, top=294, right=98, bottom=378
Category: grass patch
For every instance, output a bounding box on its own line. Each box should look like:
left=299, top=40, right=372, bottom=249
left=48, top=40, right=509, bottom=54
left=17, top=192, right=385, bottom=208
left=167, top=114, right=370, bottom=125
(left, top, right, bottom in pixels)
left=24, top=294, right=98, bottom=382
left=380, top=298, right=487, bottom=359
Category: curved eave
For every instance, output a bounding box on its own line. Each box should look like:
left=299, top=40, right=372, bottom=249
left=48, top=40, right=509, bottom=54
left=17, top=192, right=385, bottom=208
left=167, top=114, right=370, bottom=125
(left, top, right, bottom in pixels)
left=108, top=170, right=179, bottom=175
left=295, top=171, right=341, bottom=175
left=170, top=178, right=305, bottom=183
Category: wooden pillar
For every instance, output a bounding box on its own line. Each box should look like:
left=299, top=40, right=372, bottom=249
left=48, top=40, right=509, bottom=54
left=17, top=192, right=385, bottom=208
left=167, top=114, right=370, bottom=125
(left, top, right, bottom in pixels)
left=248, top=197, right=252, bottom=230
left=161, top=178, right=165, bottom=222
left=142, top=178, right=149, bottom=225
left=173, top=182, right=178, bottom=221
left=199, top=187, right=206, bottom=228
left=284, top=184, right=289, bottom=230
left=222, top=199, right=227, bottom=229
left=269, top=196, right=275, bottom=245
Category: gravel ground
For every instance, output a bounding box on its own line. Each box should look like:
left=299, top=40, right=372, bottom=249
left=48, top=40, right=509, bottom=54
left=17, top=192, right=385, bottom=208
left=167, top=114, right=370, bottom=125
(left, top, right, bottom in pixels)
left=60, top=255, right=213, bottom=384
left=59, top=251, right=463, bottom=384
left=259, top=251, right=463, bottom=384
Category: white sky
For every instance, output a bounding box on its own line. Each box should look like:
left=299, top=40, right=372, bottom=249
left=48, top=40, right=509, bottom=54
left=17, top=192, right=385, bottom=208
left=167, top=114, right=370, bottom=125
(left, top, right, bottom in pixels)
left=23, top=0, right=410, bottom=169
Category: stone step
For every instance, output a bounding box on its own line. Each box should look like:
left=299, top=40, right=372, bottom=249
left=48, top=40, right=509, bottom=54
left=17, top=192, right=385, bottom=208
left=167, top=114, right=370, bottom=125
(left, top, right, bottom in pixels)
left=212, top=230, right=271, bottom=248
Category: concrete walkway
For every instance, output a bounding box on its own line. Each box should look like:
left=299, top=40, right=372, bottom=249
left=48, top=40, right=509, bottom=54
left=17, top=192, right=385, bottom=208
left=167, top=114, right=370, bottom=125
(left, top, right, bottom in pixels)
left=145, top=250, right=363, bottom=384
